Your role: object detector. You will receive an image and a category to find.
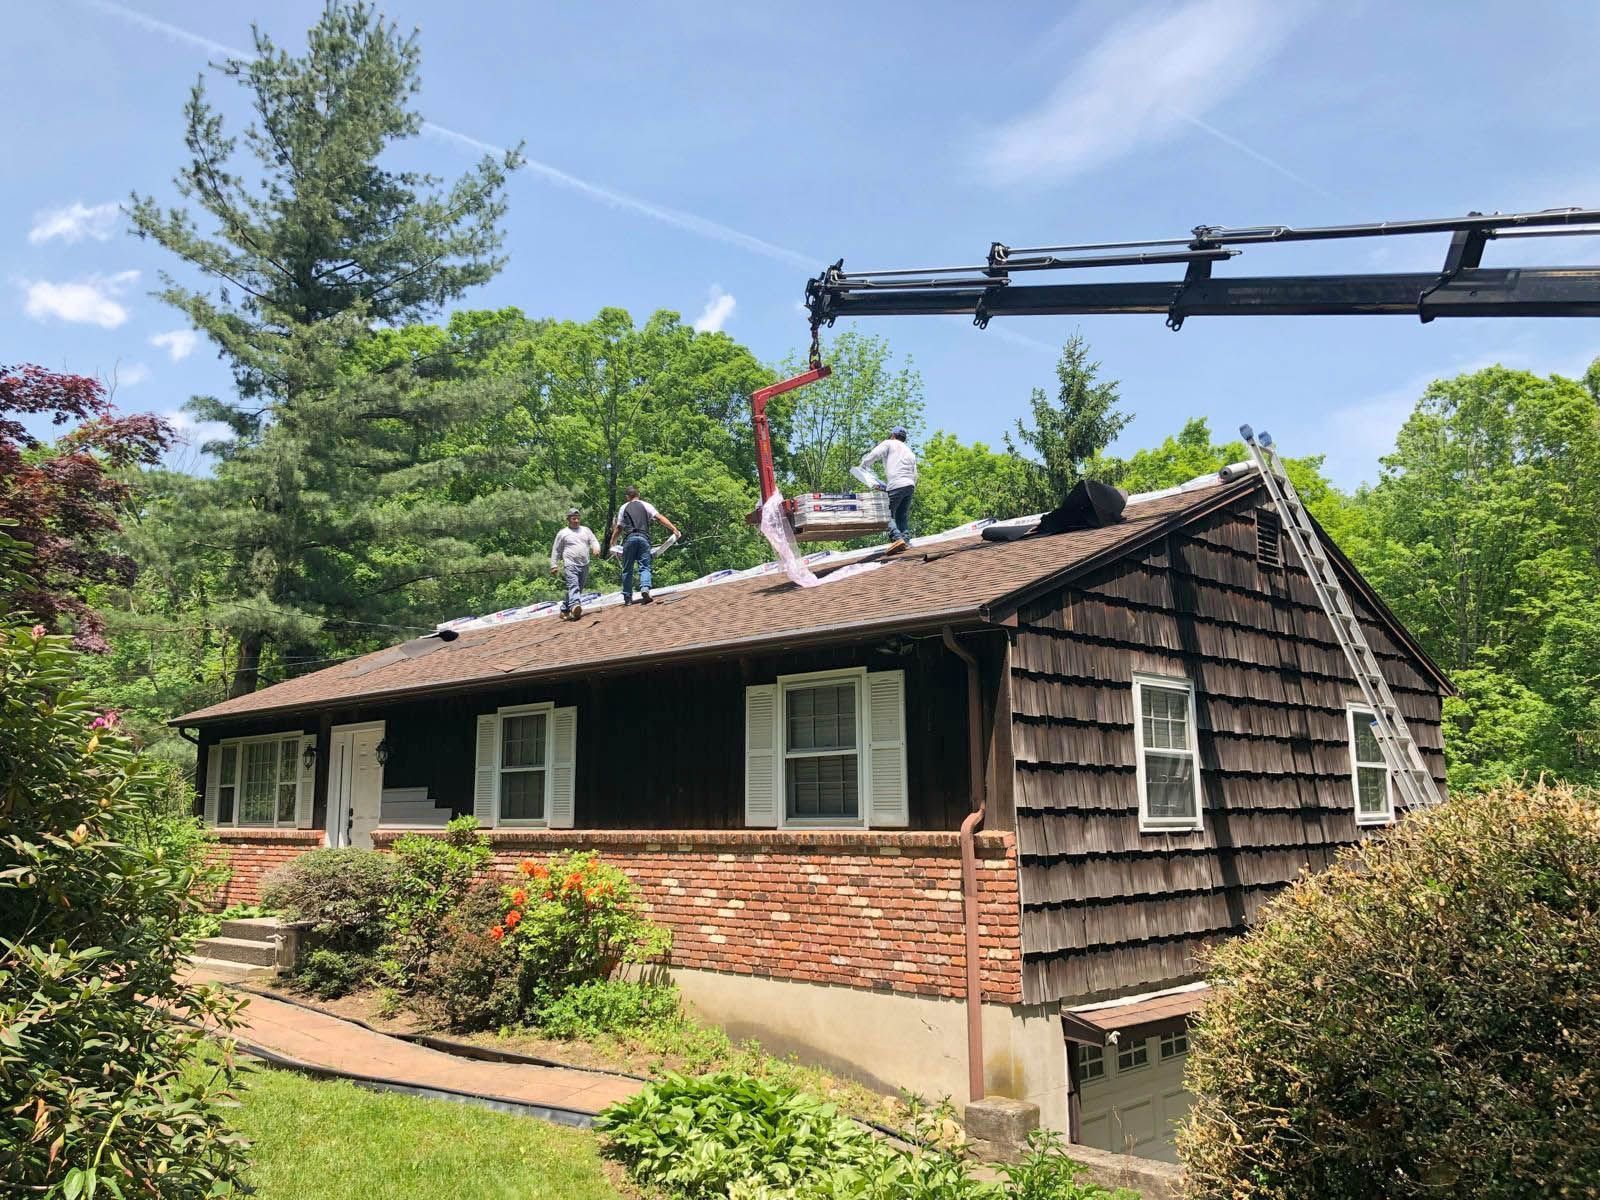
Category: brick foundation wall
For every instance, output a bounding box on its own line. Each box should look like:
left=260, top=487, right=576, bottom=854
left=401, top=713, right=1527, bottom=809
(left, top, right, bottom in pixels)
left=372, top=827, right=1024, bottom=1004
left=209, top=830, right=325, bottom=906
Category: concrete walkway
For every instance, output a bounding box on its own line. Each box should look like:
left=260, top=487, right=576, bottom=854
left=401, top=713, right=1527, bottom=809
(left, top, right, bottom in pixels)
left=191, top=972, right=642, bottom=1119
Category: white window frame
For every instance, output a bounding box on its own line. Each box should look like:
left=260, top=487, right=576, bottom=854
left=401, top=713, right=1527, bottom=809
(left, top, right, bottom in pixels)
left=1115, top=1035, right=1151, bottom=1074
left=1133, top=673, right=1204, bottom=834
left=495, top=702, right=555, bottom=828
left=1346, top=703, right=1396, bottom=826
left=778, top=667, right=868, bottom=830
left=211, top=733, right=303, bottom=829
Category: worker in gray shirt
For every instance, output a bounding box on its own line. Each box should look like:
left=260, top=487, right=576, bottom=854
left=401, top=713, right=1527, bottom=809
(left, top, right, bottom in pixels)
left=550, top=507, right=601, bottom=621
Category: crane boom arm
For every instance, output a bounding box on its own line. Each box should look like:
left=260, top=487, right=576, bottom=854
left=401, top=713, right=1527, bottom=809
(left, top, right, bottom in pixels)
left=804, top=208, right=1600, bottom=331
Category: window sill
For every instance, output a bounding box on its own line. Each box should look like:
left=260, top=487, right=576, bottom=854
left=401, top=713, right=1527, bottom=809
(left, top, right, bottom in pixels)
left=211, top=827, right=324, bottom=843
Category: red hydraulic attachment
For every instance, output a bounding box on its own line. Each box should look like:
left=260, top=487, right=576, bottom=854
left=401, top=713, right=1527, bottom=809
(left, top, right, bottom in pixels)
left=747, top=325, right=830, bottom=518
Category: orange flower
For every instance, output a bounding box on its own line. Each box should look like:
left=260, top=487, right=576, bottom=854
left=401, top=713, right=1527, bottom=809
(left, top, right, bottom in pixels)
left=532, top=863, right=550, bottom=879
left=510, top=888, right=527, bottom=906
left=487, top=926, right=505, bottom=941
left=517, top=860, right=536, bottom=876
left=564, top=874, right=581, bottom=893
left=504, top=909, right=522, bottom=928
left=584, top=887, right=597, bottom=901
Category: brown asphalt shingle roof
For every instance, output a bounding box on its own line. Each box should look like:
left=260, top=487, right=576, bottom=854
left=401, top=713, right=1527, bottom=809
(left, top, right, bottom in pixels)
left=177, top=477, right=1257, bottom=726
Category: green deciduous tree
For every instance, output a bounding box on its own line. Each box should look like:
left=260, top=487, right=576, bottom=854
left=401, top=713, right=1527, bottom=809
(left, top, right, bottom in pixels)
left=1004, top=332, right=1129, bottom=512
left=772, top=331, right=925, bottom=495
left=130, top=2, right=532, bottom=694
left=912, top=431, right=1026, bottom=530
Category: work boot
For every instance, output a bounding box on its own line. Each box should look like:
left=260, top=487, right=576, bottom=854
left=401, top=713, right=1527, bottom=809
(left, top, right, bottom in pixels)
left=884, top=539, right=908, bottom=556
left=569, top=604, right=582, bottom=620
left=623, top=596, right=633, bottom=606
left=640, top=589, right=652, bottom=604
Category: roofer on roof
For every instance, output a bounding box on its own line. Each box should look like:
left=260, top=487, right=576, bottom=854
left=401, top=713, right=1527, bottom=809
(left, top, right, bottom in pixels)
left=550, top=507, right=601, bottom=621
left=611, top=485, right=680, bottom=605
left=860, top=425, right=918, bottom=555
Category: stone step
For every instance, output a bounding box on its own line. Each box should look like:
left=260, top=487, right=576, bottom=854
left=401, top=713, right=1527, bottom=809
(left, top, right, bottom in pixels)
left=195, top=935, right=280, bottom=968
left=219, top=917, right=285, bottom=943
left=185, top=956, right=276, bottom=983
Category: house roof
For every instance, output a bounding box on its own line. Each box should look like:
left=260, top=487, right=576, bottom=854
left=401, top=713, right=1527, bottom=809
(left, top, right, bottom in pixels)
left=1063, top=983, right=1210, bottom=1044
left=175, top=472, right=1444, bottom=726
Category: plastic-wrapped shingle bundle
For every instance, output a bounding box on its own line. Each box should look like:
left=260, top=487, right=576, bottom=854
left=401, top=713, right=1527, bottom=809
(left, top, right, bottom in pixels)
left=788, top=489, right=891, bottom=540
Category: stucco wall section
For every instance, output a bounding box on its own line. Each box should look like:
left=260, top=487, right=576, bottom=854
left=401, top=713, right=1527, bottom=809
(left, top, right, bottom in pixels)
left=372, top=827, right=1024, bottom=1005
left=208, top=829, right=325, bottom=906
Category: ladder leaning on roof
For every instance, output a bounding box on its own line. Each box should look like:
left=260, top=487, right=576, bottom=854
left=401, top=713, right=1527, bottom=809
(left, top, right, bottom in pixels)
left=1240, top=425, right=1445, bottom=811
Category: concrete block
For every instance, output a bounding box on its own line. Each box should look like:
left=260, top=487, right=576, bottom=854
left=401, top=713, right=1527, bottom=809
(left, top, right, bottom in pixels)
left=965, top=1096, right=1039, bottom=1162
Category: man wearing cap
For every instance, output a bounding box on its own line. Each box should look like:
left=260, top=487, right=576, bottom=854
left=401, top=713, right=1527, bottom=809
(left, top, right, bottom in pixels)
left=611, top=485, right=680, bottom=605
left=550, top=508, right=601, bottom=621
left=860, top=425, right=919, bottom=554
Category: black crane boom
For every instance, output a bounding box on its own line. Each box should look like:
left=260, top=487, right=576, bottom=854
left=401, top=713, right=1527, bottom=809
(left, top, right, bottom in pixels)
left=803, top=208, right=1600, bottom=331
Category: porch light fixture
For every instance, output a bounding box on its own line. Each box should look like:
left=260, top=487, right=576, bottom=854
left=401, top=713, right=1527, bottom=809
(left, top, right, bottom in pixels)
left=301, top=741, right=318, bottom=770
left=375, top=737, right=391, bottom=766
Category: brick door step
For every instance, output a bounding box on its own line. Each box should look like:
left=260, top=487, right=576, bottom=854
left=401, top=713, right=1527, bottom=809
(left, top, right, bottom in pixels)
left=194, top=935, right=280, bottom=968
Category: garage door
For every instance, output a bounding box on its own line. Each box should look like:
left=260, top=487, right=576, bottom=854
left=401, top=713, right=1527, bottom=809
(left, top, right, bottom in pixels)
left=1075, top=1030, right=1191, bottom=1163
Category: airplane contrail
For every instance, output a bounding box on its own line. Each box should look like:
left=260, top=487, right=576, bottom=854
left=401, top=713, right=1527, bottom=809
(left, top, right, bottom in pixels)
left=1172, top=109, right=1344, bottom=204
left=83, top=0, right=819, bottom=269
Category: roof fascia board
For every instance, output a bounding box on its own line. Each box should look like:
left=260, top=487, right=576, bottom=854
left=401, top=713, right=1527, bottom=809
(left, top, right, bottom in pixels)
left=174, top=605, right=990, bottom=728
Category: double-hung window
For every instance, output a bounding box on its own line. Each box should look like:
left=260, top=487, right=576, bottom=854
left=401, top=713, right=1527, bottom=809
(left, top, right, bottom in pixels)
left=209, top=733, right=306, bottom=828
left=1133, top=674, right=1203, bottom=832
left=743, top=668, right=907, bottom=830
left=472, top=702, right=577, bottom=830
left=1347, top=705, right=1395, bottom=825
left=498, top=706, right=551, bottom=825
left=784, top=677, right=861, bottom=823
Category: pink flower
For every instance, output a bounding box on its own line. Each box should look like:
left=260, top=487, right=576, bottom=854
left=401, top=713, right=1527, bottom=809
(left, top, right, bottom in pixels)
left=90, top=710, right=120, bottom=730
left=30, top=625, right=46, bottom=639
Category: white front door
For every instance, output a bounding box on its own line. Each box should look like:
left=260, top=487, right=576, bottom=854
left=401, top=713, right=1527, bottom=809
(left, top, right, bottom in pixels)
left=329, top=722, right=385, bottom=849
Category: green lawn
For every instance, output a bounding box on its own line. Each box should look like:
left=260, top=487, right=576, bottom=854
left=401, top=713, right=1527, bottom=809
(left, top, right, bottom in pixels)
left=223, top=1064, right=622, bottom=1199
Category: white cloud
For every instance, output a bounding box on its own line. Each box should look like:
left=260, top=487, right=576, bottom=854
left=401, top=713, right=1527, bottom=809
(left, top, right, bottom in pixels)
left=162, top=407, right=232, bottom=451
left=28, top=201, right=120, bottom=244
left=21, top=270, right=140, bottom=328
left=980, top=0, right=1306, bottom=185
left=115, top=362, right=152, bottom=388
left=150, top=328, right=199, bottom=361
left=693, top=286, right=737, bottom=333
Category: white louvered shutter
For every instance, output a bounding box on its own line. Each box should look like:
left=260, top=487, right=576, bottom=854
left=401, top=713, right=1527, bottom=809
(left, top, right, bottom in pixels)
left=474, top=714, right=499, bottom=828
left=866, top=670, right=909, bottom=828
left=296, top=734, right=317, bottom=829
left=549, top=707, right=577, bottom=828
left=744, top=684, right=780, bottom=827
left=203, top=744, right=222, bottom=826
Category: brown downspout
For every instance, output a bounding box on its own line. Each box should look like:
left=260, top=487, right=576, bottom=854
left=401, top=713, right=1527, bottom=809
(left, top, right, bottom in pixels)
left=943, top=625, right=987, bottom=1103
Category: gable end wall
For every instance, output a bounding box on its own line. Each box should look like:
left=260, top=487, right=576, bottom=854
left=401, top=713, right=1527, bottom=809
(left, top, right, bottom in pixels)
left=1012, top=499, right=1447, bottom=1006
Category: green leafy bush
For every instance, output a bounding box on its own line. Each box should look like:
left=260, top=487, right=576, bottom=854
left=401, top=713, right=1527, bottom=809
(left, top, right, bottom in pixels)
left=600, top=1074, right=1131, bottom=1200
left=0, top=540, right=247, bottom=1196
left=537, top=978, right=683, bottom=1040
left=193, top=901, right=275, bottom=940
left=383, top=815, right=490, bottom=986
left=495, top=852, right=673, bottom=1010
left=1180, top=780, right=1600, bottom=1199
left=122, top=757, right=231, bottom=925
left=414, top=879, right=524, bottom=1029
left=261, top=846, right=393, bottom=953
left=295, top=947, right=370, bottom=1000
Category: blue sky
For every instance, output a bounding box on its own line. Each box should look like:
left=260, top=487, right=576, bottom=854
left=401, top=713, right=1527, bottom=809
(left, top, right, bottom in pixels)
left=6, top=0, right=1598, bottom=486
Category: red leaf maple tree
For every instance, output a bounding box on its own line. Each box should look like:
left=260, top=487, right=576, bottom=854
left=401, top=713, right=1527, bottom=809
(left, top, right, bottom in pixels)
left=0, top=364, right=174, bottom=651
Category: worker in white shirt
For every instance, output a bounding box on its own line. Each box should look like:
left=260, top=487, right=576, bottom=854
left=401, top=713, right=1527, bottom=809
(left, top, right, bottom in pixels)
left=610, top=485, right=680, bottom=605
left=860, top=425, right=918, bottom=554
left=550, top=507, right=601, bottom=621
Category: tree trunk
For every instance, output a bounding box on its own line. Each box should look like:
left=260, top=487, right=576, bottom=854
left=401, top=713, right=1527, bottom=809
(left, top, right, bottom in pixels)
left=229, top=630, right=264, bottom=698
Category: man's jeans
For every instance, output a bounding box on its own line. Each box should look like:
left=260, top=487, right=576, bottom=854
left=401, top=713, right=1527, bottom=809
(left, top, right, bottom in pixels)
left=887, top=485, right=915, bottom=544
left=620, top=533, right=653, bottom=599
left=561, top=560, right=589, bottom=612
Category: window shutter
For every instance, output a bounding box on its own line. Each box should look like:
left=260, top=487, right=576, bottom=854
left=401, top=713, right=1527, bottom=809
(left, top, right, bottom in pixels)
left=744, top=684, right=780, bottom=827
left=549, top=707, right=577, bottom=829
left=474, top=714, right=499, bottom=828
left=203, top=744, right=221, bottom=826
left=296, top=734, right=317, bottom=829
left=866, top=670, right=909, bottom=828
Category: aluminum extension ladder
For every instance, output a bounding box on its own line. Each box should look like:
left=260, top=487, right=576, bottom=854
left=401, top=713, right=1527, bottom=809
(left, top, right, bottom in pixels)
left=1240, top=425, right=1443, bottom=809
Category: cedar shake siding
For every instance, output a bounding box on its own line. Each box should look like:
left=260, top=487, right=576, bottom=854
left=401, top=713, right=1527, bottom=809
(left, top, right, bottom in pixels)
left=1011, top=500, right=1448, bottom=1006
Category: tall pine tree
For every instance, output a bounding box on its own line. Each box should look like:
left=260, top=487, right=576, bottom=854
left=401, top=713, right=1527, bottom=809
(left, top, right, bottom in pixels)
left=131, top=2, right=552, bottom=695
left=1004, top=331, right=1129, bottom=512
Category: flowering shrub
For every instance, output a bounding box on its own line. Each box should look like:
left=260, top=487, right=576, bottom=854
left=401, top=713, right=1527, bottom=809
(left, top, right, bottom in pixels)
left=383, top=815, right=491, bottom=986
left=492, top=852, right=673, bottom=1012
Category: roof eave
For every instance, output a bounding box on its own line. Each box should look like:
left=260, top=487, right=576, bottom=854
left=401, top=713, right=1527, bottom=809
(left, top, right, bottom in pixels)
left=170, top=603, right=993, bottom=729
